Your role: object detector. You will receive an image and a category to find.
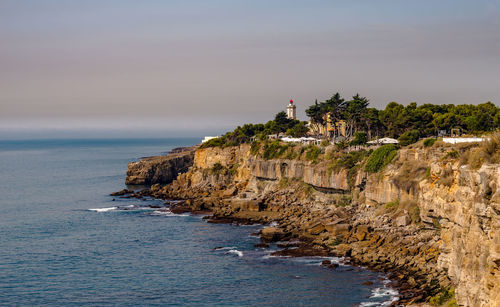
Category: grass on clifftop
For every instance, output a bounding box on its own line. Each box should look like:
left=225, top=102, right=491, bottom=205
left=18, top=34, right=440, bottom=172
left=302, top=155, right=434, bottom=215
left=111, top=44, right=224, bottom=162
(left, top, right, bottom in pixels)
left=251, top=140, right=323, bottom=162
left=460, top=131, right=500, bottom=169
left=365, top=144, right=398, bottom=173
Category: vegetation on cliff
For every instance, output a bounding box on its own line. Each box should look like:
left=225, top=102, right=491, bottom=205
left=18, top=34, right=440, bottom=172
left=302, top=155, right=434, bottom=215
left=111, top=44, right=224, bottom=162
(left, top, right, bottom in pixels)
left=202, top=93, right=500, bottom=150
left=459, top=131, right=500, bottom=169
left=364, top=144, right=398, bottom=173
left=307, top=94, right=500, bottom=140
left=200, top=111, right=309, bottom=149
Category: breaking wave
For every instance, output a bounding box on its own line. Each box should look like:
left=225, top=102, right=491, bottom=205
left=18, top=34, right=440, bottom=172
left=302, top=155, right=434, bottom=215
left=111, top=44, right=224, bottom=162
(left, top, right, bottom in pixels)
left=88, top=207, right=117, bottom=212
left=227, top=249, right=243, bottom=257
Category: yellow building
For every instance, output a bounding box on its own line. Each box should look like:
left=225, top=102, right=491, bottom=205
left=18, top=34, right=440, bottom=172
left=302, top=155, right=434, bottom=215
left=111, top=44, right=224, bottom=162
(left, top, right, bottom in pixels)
left=309, top=114, right=346, bottom=137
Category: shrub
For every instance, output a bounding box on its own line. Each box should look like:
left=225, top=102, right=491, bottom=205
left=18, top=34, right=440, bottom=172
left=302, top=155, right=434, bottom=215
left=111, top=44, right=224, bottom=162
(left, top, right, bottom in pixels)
left=250, top=141, right=261, bottom=155
left=437, top=166, right=454, bottom=187
left=459, top=132, right=500, bottom=169
left=429, top=288, right=455, bottom=306
left=331, top=150, right=371, bottom=171
left=365, top=144, right=398, bottom=173
left=443, top=150, right=459, bottom=160
left=200, top=137, right=225, bottom=148
left=260, top=141, right=297, bottom=160
left=398, top=129, right=420, bottom=146
left=305, top=145, right=322, bottom=162
left=350, top=132, right=367, bottom=146
left=385, top=199, right=399, bottom=211
left=284, top=149, right=298, bottom=160
left=423, top=138, right=437, bottom=147
left=210, top=162, right=226, bottom=175
left=262, top=141, right=282, bottom=160
left=321, top=140, right=330, bottom=147
left=229, top=164, right=239, bottom=176
left=329, top=150, right=371, bottom=187
left=335, top=140, right=348, bottom=150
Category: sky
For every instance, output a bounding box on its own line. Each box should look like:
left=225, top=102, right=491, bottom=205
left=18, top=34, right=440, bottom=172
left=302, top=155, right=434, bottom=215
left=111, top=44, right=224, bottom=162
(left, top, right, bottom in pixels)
left=1, top=0, right=499, bottom=138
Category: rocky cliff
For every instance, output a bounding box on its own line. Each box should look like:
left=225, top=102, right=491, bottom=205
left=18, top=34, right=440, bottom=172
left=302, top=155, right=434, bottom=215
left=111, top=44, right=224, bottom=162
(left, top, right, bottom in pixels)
left=125, top=147, right=195, bottom=185
left=125, top=141, right=500, bottom=306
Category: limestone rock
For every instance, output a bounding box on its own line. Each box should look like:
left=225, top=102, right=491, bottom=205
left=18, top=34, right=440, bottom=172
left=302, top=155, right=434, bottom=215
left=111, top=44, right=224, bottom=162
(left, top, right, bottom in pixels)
left=395, top=215, right=411, bottom=227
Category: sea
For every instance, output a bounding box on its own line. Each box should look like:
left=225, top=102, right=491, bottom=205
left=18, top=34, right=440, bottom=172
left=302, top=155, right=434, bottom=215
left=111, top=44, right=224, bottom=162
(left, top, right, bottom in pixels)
left=0, top=138, right=398, bottom=306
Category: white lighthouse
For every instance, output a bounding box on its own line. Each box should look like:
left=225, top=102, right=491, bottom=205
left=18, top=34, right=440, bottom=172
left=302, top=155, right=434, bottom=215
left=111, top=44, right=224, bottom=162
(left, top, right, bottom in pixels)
left=286, top=99, right=297, bottom=120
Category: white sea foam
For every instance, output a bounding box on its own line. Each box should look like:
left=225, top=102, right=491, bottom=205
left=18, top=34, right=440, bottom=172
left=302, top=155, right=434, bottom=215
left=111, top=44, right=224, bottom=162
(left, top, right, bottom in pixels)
left=89, top=207, right=117, bottom=212
left=151, top=210, right=189, bottom=217
left=227, top=249, right=243, bottom=257
left=214, top=246, right=236, bottom=251
left=369, top=287, right=398, bottom=299
left=269, top=221, right=279, bottom=227
left=359, top=283, right=399, bottom=307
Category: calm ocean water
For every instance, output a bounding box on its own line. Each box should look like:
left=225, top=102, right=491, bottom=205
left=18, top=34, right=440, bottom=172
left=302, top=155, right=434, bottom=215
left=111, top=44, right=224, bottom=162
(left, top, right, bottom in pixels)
left=0, top=138, right=397, bottom=306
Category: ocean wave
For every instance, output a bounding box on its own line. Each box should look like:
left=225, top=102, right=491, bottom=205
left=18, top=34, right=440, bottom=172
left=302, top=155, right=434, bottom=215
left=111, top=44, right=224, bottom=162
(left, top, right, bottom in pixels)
left=89, top=205, right=160, bottom=213
left=359, top=283, right=399, bottom=307
left=150, top=209, right=189, bottom=217
left=88, top=207, right=117, bottom=212
left=214, top=246, right=236, bottom=251
left=369, top=286, right=398, bottom=299
left=227, top=249, right=243, bottom=257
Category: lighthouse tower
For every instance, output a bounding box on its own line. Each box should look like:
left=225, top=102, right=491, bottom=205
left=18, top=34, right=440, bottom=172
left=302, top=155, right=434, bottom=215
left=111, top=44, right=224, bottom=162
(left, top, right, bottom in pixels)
left=286, top=99, right=297, bottom=120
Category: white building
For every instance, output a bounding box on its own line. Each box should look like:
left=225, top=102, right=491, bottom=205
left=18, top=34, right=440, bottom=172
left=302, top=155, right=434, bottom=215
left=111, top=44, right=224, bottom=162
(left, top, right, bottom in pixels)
left=201, top=136, right=218, bottom=143
left=367, top=137, right=399, bottom=145
left=286, top=99, right=297, bottom=120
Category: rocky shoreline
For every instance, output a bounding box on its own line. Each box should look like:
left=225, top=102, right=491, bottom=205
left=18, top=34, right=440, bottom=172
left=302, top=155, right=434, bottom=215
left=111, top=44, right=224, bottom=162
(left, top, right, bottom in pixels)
left=119, top=142, right=500, bottom=306
left=112, top=188, right=425, bottom=306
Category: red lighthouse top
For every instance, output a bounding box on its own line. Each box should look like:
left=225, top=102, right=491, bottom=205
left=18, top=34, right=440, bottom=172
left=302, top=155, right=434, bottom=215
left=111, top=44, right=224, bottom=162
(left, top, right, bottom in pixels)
left=289, top=99, right=293, bottom=104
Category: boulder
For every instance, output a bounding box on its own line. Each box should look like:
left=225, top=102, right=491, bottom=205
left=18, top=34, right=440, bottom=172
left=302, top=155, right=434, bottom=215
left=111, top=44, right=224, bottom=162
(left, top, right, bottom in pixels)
left=354, top=225, right=372, bottom=241
left=222, top=187, right=237, bottom=197
left=325, top=223, right=351, bottom=236
left=334, top=243, right=352, bottom=257
left=395, top=215, right=411, bottom=227
left=261, top=227, right=287, bottom=242
left=308, top=223, right=326, bottom=235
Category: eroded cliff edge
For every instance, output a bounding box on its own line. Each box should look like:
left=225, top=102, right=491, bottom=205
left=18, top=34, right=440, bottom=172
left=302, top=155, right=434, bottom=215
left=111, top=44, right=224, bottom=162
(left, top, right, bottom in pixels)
left=125, top=147, right=196, bottom=185
left=125, top=141, right=500, bottom=306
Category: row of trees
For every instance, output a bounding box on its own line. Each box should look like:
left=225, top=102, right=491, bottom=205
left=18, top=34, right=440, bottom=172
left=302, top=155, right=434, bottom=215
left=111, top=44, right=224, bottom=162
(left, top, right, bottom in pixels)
left=200, top=111, right=309, bottom=148
left=203, top=92, right=499, bottom=149
left=306, top=92, right=500, bottom=141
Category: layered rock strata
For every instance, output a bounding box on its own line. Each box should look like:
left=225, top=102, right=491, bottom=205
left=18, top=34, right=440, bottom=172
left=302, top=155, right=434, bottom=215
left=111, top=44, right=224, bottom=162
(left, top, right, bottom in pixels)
left=125, top=147, right=196, bottom=185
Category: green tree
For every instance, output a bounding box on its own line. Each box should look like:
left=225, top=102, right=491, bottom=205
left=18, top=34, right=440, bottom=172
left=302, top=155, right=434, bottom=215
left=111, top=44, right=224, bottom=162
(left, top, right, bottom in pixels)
left=379, top=102, right=407, bottom=138
left=362, top=108, right=382, bottom=140
left=398, top=129, right=421, bottom=146
left=286, top=121, right=309, bottom=137
left=324, top=92, right=346, bottom=139
left=350, top=132, right=367, bottom=146
left=344, top=94, right=369, bottom=138
left=306, top=99, right=327, bottom=136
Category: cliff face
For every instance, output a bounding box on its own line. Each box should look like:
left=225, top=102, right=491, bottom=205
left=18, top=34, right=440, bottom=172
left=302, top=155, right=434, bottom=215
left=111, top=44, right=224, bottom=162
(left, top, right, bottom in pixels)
left=362, top=147, right=500, bottom=307
left=249, top=158, right=350, bottom=191
left=130, top=143, right=500, bottom=306
left=125, top=147, right=195, bottom=185
left=419, top=163, right=500, bottom=306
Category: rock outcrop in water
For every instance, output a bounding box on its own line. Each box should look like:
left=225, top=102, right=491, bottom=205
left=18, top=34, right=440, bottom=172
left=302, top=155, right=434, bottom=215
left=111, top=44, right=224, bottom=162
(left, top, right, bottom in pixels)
left=123, top=141, right=500, bottom=306
left=125, top=147, right=196, bottom=185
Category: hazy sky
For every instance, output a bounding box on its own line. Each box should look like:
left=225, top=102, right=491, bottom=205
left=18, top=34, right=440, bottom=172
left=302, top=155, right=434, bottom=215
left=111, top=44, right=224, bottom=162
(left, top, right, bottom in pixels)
left=1, top=0, right=499, bottom=137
